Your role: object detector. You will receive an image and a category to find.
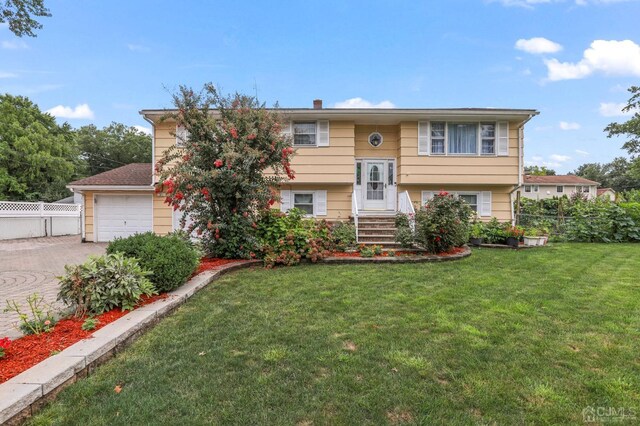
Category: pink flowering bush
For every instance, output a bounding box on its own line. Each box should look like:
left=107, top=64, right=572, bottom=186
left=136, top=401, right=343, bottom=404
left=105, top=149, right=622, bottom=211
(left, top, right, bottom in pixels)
left=413, top=191, right=473, bottom=253
left=155, top=84, right=295, bottom=258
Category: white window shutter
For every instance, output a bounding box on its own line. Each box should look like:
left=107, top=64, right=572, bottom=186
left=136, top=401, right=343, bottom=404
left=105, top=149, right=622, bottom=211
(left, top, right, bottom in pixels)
left=421, top=191, right=434, bottom=206
left=497, top=121, right=509, bottom=156
left=176, top=125, right=189, bottom=147
left=280, top=190, right=292, bottom=212
left=480, top=191, right=492, bottom=217
left=418, top=121, right=430, bottom=155
left=315, top=190, right=327, bottom=216
left=281, top=121, right=292, bottom=137
left=317, top=120, right=330, bottom=146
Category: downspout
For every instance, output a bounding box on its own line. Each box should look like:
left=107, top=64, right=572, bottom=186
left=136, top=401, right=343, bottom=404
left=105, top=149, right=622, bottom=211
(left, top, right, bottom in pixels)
left=511, top=113, right=537, bottom=224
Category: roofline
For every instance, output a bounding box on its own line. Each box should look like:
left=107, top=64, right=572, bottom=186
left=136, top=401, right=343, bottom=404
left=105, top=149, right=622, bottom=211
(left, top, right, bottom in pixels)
left=140, top=107, right=540, bottom=121
left=67, top=185, right=154, bottom=191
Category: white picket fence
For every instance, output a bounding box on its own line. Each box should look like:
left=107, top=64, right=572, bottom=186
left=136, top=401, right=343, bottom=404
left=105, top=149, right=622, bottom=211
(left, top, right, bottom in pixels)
left=0, top=201, right=81, bottom=240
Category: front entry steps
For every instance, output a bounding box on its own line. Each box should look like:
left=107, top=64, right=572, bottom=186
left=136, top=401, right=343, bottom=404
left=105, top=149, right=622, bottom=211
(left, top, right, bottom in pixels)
left=353, top=215, right=399, bottom=246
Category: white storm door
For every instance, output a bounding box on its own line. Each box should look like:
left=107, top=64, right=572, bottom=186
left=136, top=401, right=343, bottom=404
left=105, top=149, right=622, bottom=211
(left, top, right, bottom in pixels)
left=95, top=195, right=152, bottom=242
left=364, top=160, right=386, bottom=209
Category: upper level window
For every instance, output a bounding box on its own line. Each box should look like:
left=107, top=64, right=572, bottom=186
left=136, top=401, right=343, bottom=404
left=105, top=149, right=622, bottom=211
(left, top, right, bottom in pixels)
left=293, top=122, right=317, bottom=146
left=448, top=123, right=477, bottom=154
left=480, top=123, right=495, bottom=155
left=431, top=122, right=445, bottom=155
left=176, top=125, right=189, bottom=147
left=557, top=185, right=564, bottom=193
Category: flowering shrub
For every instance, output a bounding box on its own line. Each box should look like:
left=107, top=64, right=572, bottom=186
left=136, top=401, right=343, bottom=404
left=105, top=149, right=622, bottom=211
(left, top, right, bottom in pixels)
left=357, top=244, right=382, bottom=258
left=394, top=213, right=415, bottom=247
left=107, top=232, right=201, bottom=292
left=0, top=337, right=10, bottom=358
left=155, top=84, right=295, bottom=259
left=257, top=208, right=333, bottom=267
left=330, top=221, right=357, bottom=250
left=413, top=191, right=473, bottom=253
left=58, top=253, right=156, bottom=317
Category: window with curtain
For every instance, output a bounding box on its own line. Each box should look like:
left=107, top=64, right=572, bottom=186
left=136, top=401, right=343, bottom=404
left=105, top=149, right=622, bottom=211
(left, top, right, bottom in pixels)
left=448, top=123, right=477, bottom=154
left=293, top=122, right=317, bottom=146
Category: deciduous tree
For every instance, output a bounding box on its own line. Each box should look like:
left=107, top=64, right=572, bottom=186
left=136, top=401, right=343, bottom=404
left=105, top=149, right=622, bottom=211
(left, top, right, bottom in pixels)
left=0, top=0, right=50, bottom=37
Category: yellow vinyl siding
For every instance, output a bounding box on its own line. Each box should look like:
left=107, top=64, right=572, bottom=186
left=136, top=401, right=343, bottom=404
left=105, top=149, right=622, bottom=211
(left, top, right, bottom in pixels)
left=153, top=193, right=173, bottom=235
left=354, top=125, right=399, bottom=158
left=400, top=185, right=513, bottom=222
left=397, top=121, right=520, bottom=185
left=154, top=121, right=178, bottom=167
left=289, top=121, right=355, bottom=183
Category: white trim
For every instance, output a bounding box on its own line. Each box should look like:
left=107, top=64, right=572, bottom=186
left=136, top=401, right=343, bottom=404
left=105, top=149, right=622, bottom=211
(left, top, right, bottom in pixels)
left=425, top=121, right=506, bottom=157
left=176, top=124, right=189, bottom=147
left=317, top=120, right=330, bottom=147
left=292, top=121, right=319, bottom=147
left=368, top=131, right=384, bottom=148
left=68, top=185, right=154, bottom=191
left=497, top=121, right=509, bottom=156
left=418, top=121, right=429, bottom=155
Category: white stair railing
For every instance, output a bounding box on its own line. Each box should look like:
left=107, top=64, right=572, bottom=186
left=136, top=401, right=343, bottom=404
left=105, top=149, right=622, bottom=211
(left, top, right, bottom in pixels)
left=398, top=191, right=415, bottom=231
left=352, top=189, right=359, bottom=242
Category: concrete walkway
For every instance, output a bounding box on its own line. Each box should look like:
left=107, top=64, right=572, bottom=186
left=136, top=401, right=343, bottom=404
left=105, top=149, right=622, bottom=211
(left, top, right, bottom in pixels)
left=0, top=236, right=106, bottom=339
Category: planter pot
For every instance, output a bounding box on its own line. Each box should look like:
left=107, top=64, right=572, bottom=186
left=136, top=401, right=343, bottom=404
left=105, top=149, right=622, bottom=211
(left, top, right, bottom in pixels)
left=506, top=237, right=520, bottom=248
left=469, top=237, right=484, bottom=247
left=523, top=236, right=538, bottom=247
left=540, top=236, right=548, bottom=245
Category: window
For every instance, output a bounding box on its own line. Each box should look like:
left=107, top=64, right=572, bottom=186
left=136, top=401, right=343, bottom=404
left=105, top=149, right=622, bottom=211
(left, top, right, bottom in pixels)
left=581, top=186, right=590, bottom=193
left=293, top=193, right=314, bottom=215
left=525, top=185, right=532, bottom=193
left=557, top=185, right=564, bottom=193
left=293, top=122, right=316, bottom=146
left=524, top=185, right=539, bottom=193
left=355, top=161, right=362, bottom=186
left=431, top=122, right=445, bottom=154
left=480, top=123, right=495, bottom=155
left=448, top=123, right=477, bottom=154
left=176, top=125, right=189, bottom=147
left=458, top=194, right=478, bottom=212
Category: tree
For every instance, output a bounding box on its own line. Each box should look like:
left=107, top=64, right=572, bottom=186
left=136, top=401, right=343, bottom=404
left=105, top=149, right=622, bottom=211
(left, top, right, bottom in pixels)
left=0, top=94, right=78, bottom=201
left=75, top=123, right=152, bottom=176
left=155, top=84, right=295, bottom=259
left=605, top=85, right=640, bottom=182
left=573, top=157, right=640, bottom=192
left=524, top=165, right=556, bottom=176
left=0, top=0, right=50, bottom=37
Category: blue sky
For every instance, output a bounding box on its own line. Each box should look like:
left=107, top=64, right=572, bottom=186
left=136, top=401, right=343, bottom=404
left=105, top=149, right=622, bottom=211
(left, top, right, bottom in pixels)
left=1, top=0, right=640, bottom=173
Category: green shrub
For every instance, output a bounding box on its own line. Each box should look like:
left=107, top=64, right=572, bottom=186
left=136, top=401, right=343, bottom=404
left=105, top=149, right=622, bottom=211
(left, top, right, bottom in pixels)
left=331, top=221, right=357, bottom=250
left=565, top=199, right=640, bottom=242
left=256, top=208, right=333, bottom=267
left=484, top=218, right=508, bottom=244
left=107, top=232, right=201, bottom=292
left=4, top=293, right=56, bottom=335
left=81, top=317, right=99, bottom=331
left=413, top=191, right=473, bottom=253
left=394, top=213, right=415, bottom=247
left=58, top=253, right=156, bottom=316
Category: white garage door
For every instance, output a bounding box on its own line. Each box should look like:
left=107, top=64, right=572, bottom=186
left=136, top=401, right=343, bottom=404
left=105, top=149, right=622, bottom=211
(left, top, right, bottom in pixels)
left=95, top=195, right=152, bottom=242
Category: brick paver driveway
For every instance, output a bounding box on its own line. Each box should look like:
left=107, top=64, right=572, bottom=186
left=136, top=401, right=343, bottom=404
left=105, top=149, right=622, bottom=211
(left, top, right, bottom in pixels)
left=0, top=236, right=106, bottom=338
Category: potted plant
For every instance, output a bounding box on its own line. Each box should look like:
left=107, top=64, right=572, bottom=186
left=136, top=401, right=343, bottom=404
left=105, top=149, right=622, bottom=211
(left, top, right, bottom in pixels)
left=538, top=226, right=550, bottom=245
left=523, top=227, right=540, bottom=246
left=504, top=226, right=524, bottom=248
left=469, top=222, right=485, bottom=246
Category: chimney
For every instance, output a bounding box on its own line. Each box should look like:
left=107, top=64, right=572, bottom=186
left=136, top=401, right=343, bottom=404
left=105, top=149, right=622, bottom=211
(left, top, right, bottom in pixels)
left=313, top=99, right=323, bottom=109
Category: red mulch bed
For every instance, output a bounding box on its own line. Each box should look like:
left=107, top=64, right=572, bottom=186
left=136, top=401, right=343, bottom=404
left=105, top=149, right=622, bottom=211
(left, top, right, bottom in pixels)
left=0, top=294, right=167, bottom=384
left=195, top=258, right=243, bottom=274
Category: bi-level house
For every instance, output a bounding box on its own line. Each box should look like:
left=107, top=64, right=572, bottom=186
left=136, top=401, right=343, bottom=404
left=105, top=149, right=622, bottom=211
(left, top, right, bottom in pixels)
left=68, top=100, right=538, bottom=243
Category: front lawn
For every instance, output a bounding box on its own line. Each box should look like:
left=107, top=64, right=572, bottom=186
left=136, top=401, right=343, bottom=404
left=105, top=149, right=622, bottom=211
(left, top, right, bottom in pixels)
left=30, top=244, right=640, bottom=425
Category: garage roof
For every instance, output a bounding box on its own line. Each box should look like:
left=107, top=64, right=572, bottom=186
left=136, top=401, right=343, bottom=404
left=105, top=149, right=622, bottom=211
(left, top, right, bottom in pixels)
left=68, top=163, right=152, bottom=187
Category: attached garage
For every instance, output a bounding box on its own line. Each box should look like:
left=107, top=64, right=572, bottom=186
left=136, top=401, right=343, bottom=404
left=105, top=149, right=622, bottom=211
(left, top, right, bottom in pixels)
left=94, top=194, right=152, bottom=242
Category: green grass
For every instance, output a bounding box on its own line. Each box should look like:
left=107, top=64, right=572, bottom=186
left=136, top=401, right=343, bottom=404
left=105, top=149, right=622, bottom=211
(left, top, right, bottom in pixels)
left=29, top=244, right=640, bottom=425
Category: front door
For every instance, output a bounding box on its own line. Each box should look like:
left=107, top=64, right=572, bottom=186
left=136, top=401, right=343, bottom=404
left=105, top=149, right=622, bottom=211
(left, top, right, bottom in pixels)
left=364, top=160, right=386, bottom=209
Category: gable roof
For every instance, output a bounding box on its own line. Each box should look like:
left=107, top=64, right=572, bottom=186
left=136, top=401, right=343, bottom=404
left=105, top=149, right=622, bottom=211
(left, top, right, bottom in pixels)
left=597, top=188, right=615, bottom=195
left=68, top=163, right=152, bottom=187
left=523, top=175, right=599, bottom=185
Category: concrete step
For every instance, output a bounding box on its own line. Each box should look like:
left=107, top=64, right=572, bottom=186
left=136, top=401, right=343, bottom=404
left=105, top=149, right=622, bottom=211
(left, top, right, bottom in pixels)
left=357, top=241, right=402, bottom=247
left=358, top=229, right=396, bottom=237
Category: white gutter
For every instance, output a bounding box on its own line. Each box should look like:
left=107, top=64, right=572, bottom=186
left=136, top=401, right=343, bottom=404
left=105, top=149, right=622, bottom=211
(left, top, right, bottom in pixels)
left=66, top=185, right=154, bottom=191
left=142, top=115, right=156, bottom=185
left=517, top=113, right=537, bottom=187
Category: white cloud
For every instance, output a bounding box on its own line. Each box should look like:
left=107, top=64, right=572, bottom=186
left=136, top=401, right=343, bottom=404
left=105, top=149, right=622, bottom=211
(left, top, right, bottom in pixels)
left=0, top=71, right=17, bottom=78
left=599, top=101, right=637, bottom=117
left=133, top=125, right=152, bottom=135
left=532, top=155, right=544, bottom=161
left=46, top=104, right=95, bottom=120
left=1, top=40, right=28, bottom=49
left=334, top=97, right=396, bottom=108
left=545, top=39, right=640, bottom=81
left=515, top=37, right=563, bottom=54
left=127, top=44, right=149, bottom=52
left=575, top=149, right=590, bottom=156
left=559, top=121, right=581, bottom=130
left=550, top=154, right=571, bottom=162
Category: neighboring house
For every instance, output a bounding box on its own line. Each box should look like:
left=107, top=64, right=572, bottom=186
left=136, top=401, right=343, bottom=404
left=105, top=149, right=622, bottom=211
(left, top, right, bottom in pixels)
left=520, top=175, right=599, bottom=200
left=597, top=187, right=616, bottom=201
left=68, top=101, right=538, bottom=242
